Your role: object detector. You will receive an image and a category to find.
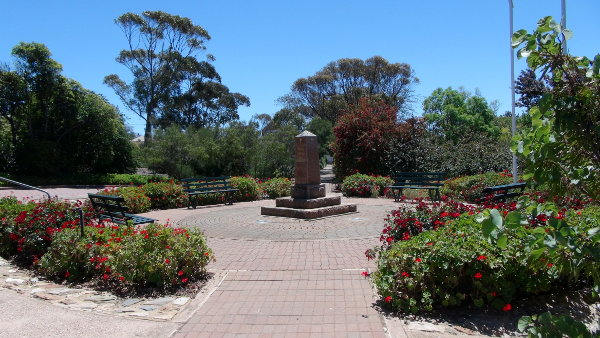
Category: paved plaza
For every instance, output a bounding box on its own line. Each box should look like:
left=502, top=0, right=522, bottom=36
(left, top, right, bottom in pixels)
left=0, top=187, right=478, bottom=337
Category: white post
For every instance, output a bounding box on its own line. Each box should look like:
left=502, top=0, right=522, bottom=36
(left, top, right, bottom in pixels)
left=509, top=0, right=518, bottom=183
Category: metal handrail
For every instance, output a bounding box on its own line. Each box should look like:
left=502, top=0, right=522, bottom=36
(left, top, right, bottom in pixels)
left=0, top=176, right=52, bottom=200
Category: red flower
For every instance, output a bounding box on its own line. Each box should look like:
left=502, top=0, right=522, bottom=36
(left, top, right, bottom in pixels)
left=165, top=258, right=171, bottom=264
left=178, top=270, right=184, bottom=276
left=426, top=242, right=434, bottom=246
left=477, top=255, right=487, bottom=261
left=119, top=276, right=125, bottom=281
left=102, top=274, right=109, bottom=280
left=181, top=278, right=189, bottom=283
left=502, top=304, right=512, bottom=311
left=384, top=296, right=392, bottom=303
left=490, top=292, right=497, bottom=297
left=64, top=271, right=70, bottom=278
left=474, top=272, right=483, bottom=279
left=361, top=271, right=370, bottom=277
left=414, top=258, right=422, bottom=262
left=547, top=263, right=554, bottom=267
left=401, top=272, right=410, bottom=277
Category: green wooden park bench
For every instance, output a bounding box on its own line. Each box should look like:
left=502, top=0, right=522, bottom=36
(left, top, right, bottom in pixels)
left=386, top=172, right=446, bottom=202
left=480, top=182, right=527, bottom=203
left=88, top=193, right=156, bottom=226
left=181, top=176, right=239, bottom=208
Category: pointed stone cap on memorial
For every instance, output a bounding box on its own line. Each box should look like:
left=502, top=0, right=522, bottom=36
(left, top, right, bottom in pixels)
left=296, top=130, right=316, bottom=138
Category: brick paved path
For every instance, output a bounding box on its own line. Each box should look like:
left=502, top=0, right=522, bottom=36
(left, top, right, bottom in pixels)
left=173, top=199, right=395, bottom=337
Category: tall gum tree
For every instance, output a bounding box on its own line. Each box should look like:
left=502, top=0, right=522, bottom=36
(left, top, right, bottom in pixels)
left=104, top=11, right=211, bottom=142
left=280, top=56, right=419, bottom=124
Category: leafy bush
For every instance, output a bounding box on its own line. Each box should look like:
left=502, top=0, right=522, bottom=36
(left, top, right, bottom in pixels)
left=141, top=181, right=186, bottom=209
left=98, top=187, right=151, bottom=213
left=259, top=177, right=292, bottom=198
left=231, top=176, right=261, bottom=202
left=342, top=173, right=394, bottom=197
left=441, top=171, right=515, bottom=203
left=518, top=312, right=596, bottom=338
left=0, top=198, right=93, bottom=264
left=372, top=204, right=599, bottom=314
left=39, top=222, right=213, bottom=290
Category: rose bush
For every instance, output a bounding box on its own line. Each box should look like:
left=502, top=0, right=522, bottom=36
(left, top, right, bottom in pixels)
left=342, top=173, right=394, bottom=198
left=39, top=222, right=214, bottom=290
left=259, top=177, right=292, bottom=199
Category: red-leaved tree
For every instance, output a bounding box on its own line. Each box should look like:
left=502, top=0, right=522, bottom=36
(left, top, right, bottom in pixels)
left=331, top=98, right=401, bottom=178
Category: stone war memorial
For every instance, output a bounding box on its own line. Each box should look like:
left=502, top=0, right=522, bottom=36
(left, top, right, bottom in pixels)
left=261, top=131, right=356, bottom=219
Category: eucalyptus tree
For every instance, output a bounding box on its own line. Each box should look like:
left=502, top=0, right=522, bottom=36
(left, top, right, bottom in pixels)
left=280, top=56, right=419, bottom=123
left=105, top=11, right=248, bottom=141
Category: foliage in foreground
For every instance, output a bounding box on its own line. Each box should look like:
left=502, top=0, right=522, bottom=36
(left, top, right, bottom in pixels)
left=512, top=16, right=600, bottom=199
left=0, top=197, right=214, bottom=292
left=371, top=201, right=599, bottom=314
left=0, top=198, right=93, bottom=263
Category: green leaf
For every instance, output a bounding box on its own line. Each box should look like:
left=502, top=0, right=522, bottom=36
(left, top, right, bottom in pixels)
left=490, top=209, right=503, bottom=229
left=562, top=29, right=573, bottom=40
left=505, top=212, right=522, bottom=229
left=593, top=54, right=600, bottom=76
left=544, top=235, right=557, bottom=248
left=518, top=316, right=532, bottom=332
left=497, top=234, right=508, bottom=249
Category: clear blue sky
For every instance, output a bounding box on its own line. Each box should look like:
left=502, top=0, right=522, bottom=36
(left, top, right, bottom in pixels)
left=2, top=1, right=599, bottom=135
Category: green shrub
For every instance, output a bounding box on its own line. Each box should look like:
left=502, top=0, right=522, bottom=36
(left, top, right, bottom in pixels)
left=441, top=171, right=515, bottom=203
left=0, top=198, right=93, bottom=264
left=141, top=181, right=186, bottom=210
left=231, top=176, right=261, bottom=202
left=39, top=223, right=213, bottom=290
left=0, top=173, right=169, bottom=187
left=372, top=205, right=600, bottom=314
left=374, top=216, right=541, bottom=313
left=98, top=187, right=151, bottom=213
left=0, top=197, right=34, bottom=257
left=260, top=177, right=292, bottom=198
left=342, top=173, right=394, bottom=197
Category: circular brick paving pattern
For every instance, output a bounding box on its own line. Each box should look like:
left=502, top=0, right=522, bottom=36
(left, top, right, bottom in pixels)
left=176, top=204, right=394, bottom=240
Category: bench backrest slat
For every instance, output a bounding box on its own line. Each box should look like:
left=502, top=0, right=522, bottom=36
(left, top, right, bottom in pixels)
left=182, top=176, right=234, bottom=192
left=88, top=193, right=128, bottom=219
left=391, top=172, right=446, bottom=185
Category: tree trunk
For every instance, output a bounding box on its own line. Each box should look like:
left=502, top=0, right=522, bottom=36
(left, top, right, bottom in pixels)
left=144, top=111, right=153, bottom=146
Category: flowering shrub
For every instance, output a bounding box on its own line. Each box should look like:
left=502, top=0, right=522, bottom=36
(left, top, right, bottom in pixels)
left=441, top=171, right=515, bottom=203
left=375, top=198, right=478, bottom=247
left=231, top=176, right=261, bottom=202
left=141, top=181, right=186, bottom=210
left=372, top=199, right=599, bottom=314
left=0, top=198, right=93, bottom=264
left=373, top=214, right=574, bottom=314
left=39, top=222, right=213, bottom=290
left=342, top=173, right=394, bottom=198
left=98, top=187, right=151, bottom=213
left=259, top=177, right=292, bottom=198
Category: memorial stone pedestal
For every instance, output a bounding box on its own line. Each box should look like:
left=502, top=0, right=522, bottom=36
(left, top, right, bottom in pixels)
left=261, top=131, right=356, bottom=219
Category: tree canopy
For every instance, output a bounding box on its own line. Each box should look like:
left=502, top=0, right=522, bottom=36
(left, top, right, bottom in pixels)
left=423, top=87, right=499, bottom=142
left=0, top=42, right=134, bottom=175
left=104, top=11, right=248, bottom=142
left=280, top=56, right=419, bottom=124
